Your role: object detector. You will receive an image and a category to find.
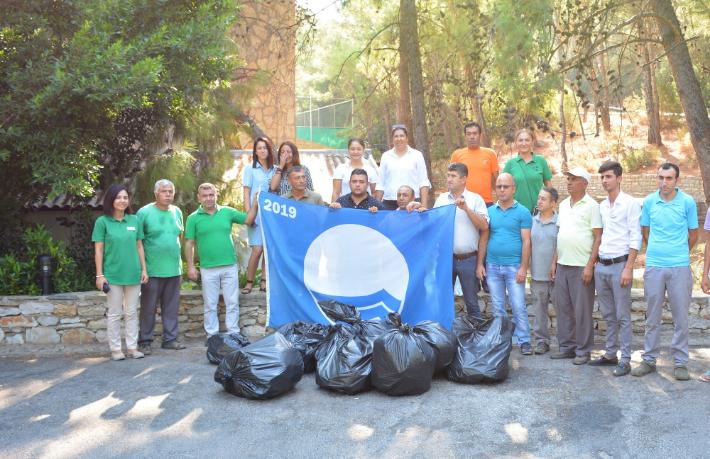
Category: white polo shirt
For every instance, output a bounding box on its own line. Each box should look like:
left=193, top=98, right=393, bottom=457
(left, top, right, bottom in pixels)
left=434, top=189, right=489, bottom=254
left=375, top=146, right=431, bottom=200
left=599, top=190, right=642, bottom=258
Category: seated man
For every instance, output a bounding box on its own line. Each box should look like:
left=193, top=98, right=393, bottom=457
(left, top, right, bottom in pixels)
left=283, top=166, right=324, bottom=205
left=329, top=169, right=384, bottom=212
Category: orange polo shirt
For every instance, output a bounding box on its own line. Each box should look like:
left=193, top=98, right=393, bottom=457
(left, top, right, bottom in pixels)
left=450, top=146, right=499, bottom=203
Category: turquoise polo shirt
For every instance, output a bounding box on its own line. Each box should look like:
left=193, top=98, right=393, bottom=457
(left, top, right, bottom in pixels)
left=641, top=188, right=698, bottom=267
left=487, top=201, right=533, bottom=265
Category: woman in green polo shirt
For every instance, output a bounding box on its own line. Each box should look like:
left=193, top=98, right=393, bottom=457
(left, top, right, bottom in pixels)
left=92, top=184, right=148, bottom=361
left=503, top=128, right=553, bottom=213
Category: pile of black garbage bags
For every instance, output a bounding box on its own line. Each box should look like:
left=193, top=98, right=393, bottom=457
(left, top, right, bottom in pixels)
left=211, top=301, right=514, bottom=400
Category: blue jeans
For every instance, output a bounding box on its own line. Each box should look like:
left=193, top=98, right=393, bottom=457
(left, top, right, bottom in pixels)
left=486, top=263, right=530, bottom=344
left=453, top=255, right=482, bottom=319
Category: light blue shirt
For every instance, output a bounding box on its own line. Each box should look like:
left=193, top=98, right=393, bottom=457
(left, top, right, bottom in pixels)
left=243, top=162, right=274, bottom=202
left=487, top=201, right=532, bottom=265
left=641, top=188, right=698, bottom=267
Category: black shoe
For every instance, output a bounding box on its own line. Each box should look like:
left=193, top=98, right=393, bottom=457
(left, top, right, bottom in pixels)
left=520, top=343, right=533, bottom=355
left=138, top=343, right=152, bottom=355
left=550, top=350, right=576, bottom=359
left=613, top=362, right=631, bottom=377
left=534, top=342, right=550, bottom=355
left=161, top=340, right=186, bottom=350
left=589, top=355, right=619, bottom=366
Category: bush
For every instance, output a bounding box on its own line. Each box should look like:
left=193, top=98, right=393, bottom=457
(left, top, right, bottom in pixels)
left=0, top=225, right=91, bottom=295
left=620, top=145, right=661, bottom=172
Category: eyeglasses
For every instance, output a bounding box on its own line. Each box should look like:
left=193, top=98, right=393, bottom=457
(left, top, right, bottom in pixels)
left=496, top=184, right=512, bottom=189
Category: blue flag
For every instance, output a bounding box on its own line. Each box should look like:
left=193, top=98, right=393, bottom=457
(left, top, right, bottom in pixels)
left=259, top=194, right=456, bottom=329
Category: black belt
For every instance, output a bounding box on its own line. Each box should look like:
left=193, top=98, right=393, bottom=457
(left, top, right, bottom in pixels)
left=598, top=254, right=629, bottom=266
left=454, top=251, right=478, bottom=261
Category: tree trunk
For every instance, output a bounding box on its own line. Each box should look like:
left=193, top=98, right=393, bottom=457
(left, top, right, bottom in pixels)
left=397, top=41, right=414, bottom=145
left=559, top=82, right=569, bottom=172
left=651, top=0, right=710, bottom=203
left=400, top=0, right=432, bottom=178
left=596, top=53, right=612, bottom=134
left=464, top=63, right=490, bottom=147
left=640, top=20, right=662, bottom=146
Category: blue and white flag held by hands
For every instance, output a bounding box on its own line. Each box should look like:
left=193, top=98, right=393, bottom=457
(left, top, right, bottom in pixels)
left=259, top=194, right=456, bottom=329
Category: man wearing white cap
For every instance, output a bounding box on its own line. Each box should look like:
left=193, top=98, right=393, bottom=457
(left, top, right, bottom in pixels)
left=550, top=167, right=602, bottom=365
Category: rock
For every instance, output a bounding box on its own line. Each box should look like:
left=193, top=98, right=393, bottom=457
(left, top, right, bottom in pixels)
left=0, top=307, right=20, bottom=317
left=61, top=328, right=96, bottom=344
left=5, top=334, right=24, bottom=345
left=37, top=316, right=59, bottom=326
left=57, top=323, right=85, bottom=330
left=60, top=317, right=82, bottom=324
left=19, top=301, right=54, bottom=315
left=0, top=315, right=37, bottom=328
left=87, top=319, right=106, bottom=330
left=54, top=303, right=78, bottom=317
left=95, top=330, right=108, bottom=343
left=77, top=305, right=106, bottom=318
left=26, top=327, right=61, bottom=344
left=0, top=327, right=4, bottom=343
left=188, top=306, right=204, bottom=315
left=184, top=331, right=206, bottom=339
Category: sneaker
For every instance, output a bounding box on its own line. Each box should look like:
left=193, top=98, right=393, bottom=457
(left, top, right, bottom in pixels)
left=550, top=350, right=576, bottom=360
left=111, top=351, right=125, bottom=361
left=674, top=365, right=690, bottom=381
left=161, top=340, right=186, bottom=350
left=126, top=349, right=144, bottom=359
left=520, top=343, right=533, bottom=355
left=631, top=361, right=656, bottom=377
left=534, top=342, right=550, bottom=355
left=138, top=343, right=152, bottom=355
left=613, top=362, right=631, bottom=377
left=589, top=355, right=619, bottom=366
left=573, top=353, right=590, bottom=365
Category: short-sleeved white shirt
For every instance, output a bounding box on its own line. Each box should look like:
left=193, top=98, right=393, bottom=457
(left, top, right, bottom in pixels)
left=375, top=147, right=431, bottom=200
left=333, top=162, right=379, bottom=197
left=434, top=189, right=489, bottom=254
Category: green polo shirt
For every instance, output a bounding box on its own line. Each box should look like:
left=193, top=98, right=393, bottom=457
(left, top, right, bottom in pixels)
left=503, top=154, right=553, bottom=212
left=91, top=214, right=143, bottom=285
left=184, top=205, right=247, bottom=268
left=556, top=194, right=602, bottom=266
left=136, top=203, right=183, bottom=277
left=284, top=189, right=325, bottom=205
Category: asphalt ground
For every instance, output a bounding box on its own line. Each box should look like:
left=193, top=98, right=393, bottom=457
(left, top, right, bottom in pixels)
left=1, top=334, right=709, bottom=458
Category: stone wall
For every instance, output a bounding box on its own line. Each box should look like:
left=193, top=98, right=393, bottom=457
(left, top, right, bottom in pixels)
left=2, top=290, right=710, bottom=349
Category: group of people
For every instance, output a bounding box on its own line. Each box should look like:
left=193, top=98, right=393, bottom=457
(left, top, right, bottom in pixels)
left=93, top=122, right=710, bottom=382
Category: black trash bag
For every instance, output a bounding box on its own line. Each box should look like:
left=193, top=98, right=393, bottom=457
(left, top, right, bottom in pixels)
left=277, top=321, right=331, bottom=373
left=315, top=324, right=374, bottom=394
left=414, top=321, right=457, bottom=372
left=446, top=315, right=513, bottom=384
left=206, top=332, right=251, bottom=365
left=214, top=332, right=304, bottom=400
left=319, top=300, right=360, bottom=324
left=372, top=325, right=438, bottom=396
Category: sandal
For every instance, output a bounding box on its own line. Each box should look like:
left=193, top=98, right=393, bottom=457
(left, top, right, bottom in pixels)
left=259, top=279, right=267, bottom=292
left=699, top=371, right=710, bottom=382
left=241, top=279, right=254, bottom=295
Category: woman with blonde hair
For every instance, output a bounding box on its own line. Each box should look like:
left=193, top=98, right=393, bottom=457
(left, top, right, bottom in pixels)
left=503, top=128, right=553, bottom=213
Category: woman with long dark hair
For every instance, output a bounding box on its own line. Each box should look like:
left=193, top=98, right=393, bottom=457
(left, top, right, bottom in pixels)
left=242, top=137, right=275, bottom=293
left=331, top=137, right=378, bottom=202
left=92, top=184, right=148, bottom=361
left=269, top=140, right=313, bottom=195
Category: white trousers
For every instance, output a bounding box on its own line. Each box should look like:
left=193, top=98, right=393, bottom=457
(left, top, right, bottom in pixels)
left=201, top=264, right=240, bottom=336
left=106, top=284, right=141, bottom=352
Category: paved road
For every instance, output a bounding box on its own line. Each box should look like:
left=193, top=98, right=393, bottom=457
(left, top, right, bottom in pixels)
left=1, top=337, right=709, bottom=458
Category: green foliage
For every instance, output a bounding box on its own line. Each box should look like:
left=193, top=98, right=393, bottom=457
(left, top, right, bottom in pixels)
left=619, top=145, right=662, bottom=172
left=0, top=0, right=239, bottom=216
left=0, top=225, right=92, bottom=295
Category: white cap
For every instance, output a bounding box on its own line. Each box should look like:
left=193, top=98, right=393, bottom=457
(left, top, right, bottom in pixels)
left=565, top=167, right=591, bottom=183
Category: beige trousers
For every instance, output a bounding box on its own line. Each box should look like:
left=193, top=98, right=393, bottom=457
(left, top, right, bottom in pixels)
left=106, top=284, right=141, bottom=352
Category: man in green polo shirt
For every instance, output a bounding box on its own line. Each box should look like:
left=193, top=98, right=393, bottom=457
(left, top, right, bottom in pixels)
left=551, top=167, right=602, bottom=365
left=185, top=183, right=259, bottom=337
left=137, top=179, right=185, bottom=354
left=283, top=166, right=325, bottom=205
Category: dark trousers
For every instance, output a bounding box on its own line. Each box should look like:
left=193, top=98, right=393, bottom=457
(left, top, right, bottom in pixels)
left=554, top=264, right=595, bottom=356
left=453, top=255, right=481, bottom=319
left=139, top=276, right=181, bottom=344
